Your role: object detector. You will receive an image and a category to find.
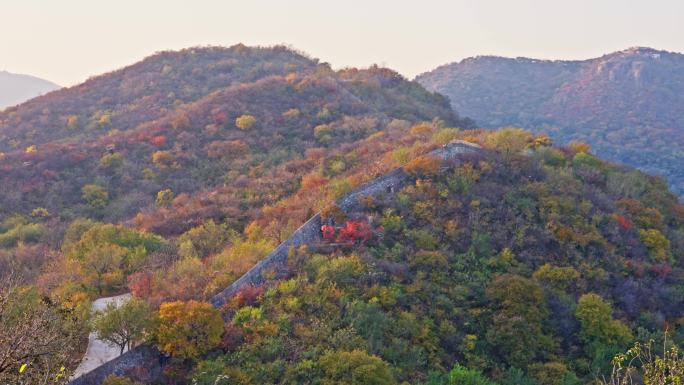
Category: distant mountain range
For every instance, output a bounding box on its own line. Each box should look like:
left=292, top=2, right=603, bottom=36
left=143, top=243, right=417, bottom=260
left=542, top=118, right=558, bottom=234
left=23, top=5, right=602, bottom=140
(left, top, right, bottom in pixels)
left=417, top=47, right=684, bottom=196
left=0, top=70, right=60, bottom=109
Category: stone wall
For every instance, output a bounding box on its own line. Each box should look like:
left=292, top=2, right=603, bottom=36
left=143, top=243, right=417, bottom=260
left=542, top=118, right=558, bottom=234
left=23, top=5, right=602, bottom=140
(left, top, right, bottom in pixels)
left=211, top=140, right=482, bottom=306
left=67, top=346, right=163, bottom=385
left=67, top=140, right=483, bottom=385
left=210, top=213, right=322, bottom=307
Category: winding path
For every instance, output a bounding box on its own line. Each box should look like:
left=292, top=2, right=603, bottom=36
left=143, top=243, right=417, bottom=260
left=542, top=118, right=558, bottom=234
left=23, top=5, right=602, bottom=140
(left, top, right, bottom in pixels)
left=72, top=293, right=132, bottom=378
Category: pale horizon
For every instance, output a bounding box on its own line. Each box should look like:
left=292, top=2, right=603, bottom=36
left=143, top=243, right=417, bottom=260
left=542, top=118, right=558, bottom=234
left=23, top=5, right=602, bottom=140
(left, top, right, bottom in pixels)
left=4, top=0, right=684, bottom=87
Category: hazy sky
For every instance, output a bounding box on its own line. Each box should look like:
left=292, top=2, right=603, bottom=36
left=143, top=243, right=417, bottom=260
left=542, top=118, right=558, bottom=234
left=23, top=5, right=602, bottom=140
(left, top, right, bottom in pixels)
left=3, top=0, right=683, bottom=86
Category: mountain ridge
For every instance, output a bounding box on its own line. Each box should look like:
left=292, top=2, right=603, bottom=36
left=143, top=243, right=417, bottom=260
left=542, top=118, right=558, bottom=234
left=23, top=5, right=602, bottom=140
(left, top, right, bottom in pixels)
left=0, top=70, right=60, bottom=109
left=416, top=46, right=684, bottom=196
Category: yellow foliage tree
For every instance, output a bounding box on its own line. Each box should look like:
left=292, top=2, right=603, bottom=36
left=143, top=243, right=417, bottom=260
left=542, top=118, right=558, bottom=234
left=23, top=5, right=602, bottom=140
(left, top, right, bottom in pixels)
left=152, top=151, right=176, bottom=169
left=154, top=300, right=223, bottom=359
left=235, top=114, right=257, bottom=130
left=155, top=189, right=174, bottom=208
left=485, top=127, right=532, bottom=157
left=66, top=115, right=79, bottom=130
left=568, top=141, right=591, bottom=155
left=81, top=184, right=109, bottom=208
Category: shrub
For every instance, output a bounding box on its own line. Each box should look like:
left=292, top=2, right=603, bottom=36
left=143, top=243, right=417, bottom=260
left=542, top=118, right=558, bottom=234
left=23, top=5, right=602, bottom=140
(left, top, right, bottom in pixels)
left=318, top=350, right=396, bottom=385
left=81, top=184, right=109, bottom=208
left=485, top=127, right=531, bottom=156
left=575, top=293, right=632, bottom=352
left=639, top=229, right=671, bottom=262
left=101, top=375, right=142, bottom=385
left=404, top=155, right=442, bottom=177
left=447, top=364, right=494, bottom=385
left=235, top=114, right=257, bottom=130
left=155, top=189, right=174, bottom=208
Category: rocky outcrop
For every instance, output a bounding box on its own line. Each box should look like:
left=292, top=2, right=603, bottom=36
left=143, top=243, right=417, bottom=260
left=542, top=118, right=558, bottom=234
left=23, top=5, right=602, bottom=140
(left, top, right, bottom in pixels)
left=66, top=140, right=483, bottom=385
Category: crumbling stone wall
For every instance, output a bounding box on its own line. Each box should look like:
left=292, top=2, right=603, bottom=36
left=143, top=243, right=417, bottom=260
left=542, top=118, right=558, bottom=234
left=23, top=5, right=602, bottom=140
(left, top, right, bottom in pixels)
left=210, top=140, right=482, bottom=307
left=67, top=346, right=163, bottom=385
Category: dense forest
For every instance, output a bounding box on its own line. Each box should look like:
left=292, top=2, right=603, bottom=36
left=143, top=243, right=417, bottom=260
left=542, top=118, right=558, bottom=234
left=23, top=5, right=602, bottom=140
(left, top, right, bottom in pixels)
left=416, top=47, right=684, bottom=197
left=2, top=45, right=684, bottom=385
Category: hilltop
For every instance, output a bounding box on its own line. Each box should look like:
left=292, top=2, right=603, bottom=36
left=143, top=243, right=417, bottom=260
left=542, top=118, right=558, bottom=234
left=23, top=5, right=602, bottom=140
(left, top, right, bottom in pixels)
left=416, top=47, right=684, bottom=196
left=0, top=70, right=60, bottom=109
left=0, top=45, right=468, bottom=225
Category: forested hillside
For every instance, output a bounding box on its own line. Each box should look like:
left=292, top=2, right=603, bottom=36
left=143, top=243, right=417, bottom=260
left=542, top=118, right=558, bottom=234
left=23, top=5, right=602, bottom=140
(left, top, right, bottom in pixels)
left=172, top=129, right=684, bottom=385
left=0, top=45, right=316, bottom=150
left=0, top=45, right=465, bottom=224
left=0, top=45, right=471, bottom=384
left=416, top=47, right=684, bottom=197
left=2, top=45, right=684, bottom=385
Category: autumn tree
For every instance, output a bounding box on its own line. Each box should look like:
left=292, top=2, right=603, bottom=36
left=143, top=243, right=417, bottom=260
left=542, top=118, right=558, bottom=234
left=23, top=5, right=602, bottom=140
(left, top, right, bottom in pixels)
left=82, top=184, right=109, bottom=208
left=206, top=140, right=249, bottom=159
left=92, top=297, right=152, bottom=355
left=63, top=221, right=165, bottom=294
left=314, top=124, right=333, bottom=142
left=0, top=280, right=81, bottom=385
left=485, top=127, right=532, bottom=157
left=82, top=243, right=126, bottom=294
left=600, top=338, right=684, bottom=385
left=282, top=108, right=300, bottom=120
left=404, top=155, right=442, bottom=177
left=100, top=152, right=124, bottom=172
left=447, top=364, right=495, bottom=385
left=485, top=274, right=553, bottom=368
left=575, top=293, right=632, bottom=361
left=318, top=350, right=396, bottom=385
left=63, top=221, right=164, bottom=265
left=155, top=189, right=174, bottom=208
left=567, top=141, right=591, bottom=155
left=639, top=229, right=671, bottom=262
left=154, top=300, right=223, bottom=359
left=533, top=263, right=581, bottom=291
left=152, top=150, right=176, bottom=169
left=235, top=114, right=257, bottom=130
left=177, top=220, right=230, bottom=258
left=208, top=225, right=274, bottom=287
left=66, top=115, right=79, bottom=130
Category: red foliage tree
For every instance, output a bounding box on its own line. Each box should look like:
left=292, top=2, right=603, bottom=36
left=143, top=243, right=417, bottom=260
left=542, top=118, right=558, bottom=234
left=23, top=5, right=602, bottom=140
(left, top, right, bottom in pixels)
left=232, top=285, right=264, bottom=308
left=337, top=220, right=373, bottom=243
left=321, top=225, right=336, bottom=240
left=650, top=264, right=673, bottom=278
left=614, top=214, right=634, bottom=231
left=128, top=271, right=153, bottom=299
left=211, top=110, right=227, bottom=125
left=150, top=135, right=168, bottom=146
left=220, top=324, right=245, bottom=353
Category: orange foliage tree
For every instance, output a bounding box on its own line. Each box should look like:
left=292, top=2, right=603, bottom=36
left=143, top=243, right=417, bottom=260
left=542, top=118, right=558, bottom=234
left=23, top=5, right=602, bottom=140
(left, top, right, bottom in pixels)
left=404, top=155, right=442, bottom=177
